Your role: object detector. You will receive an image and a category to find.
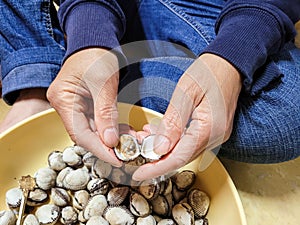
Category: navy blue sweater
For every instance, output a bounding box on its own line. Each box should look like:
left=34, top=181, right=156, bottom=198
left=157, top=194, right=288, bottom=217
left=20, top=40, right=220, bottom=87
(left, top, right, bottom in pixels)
left=58, top=0, right=300, bottom=96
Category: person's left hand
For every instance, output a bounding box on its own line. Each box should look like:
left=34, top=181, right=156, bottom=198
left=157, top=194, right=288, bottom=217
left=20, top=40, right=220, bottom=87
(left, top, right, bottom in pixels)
left=132, top=53, right=242, bottom=181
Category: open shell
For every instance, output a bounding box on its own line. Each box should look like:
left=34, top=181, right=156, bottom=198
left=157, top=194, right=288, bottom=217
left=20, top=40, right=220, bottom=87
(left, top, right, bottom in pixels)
left=114, top=134, right=162, bottom=162
left=140, top=135, right=161, bottom=161
left=114, top=134, right=140, bottom=161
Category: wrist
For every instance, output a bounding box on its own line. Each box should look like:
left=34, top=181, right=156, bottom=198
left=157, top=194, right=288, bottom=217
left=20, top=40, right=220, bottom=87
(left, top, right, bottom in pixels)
left=17, top=88, right=48, bottom=102
left=199, top=53, right=242, bottom=90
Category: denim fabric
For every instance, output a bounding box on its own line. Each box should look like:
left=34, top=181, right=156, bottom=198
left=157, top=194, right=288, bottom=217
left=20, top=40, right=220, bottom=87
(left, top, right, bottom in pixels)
left=119, top=0, right=300, bottom=163
left=1, top=0, right=299, bottom=163
left=0, top=0, right=65, bottom=104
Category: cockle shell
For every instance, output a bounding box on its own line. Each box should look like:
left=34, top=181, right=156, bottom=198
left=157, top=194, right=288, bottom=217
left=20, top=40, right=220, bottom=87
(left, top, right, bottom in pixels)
left=150, top=195, right=170, bottom=217
left=187, top=188, right=210, bottom=218
left=35, top=167, right=57, bottom=190
left=77, top=211, right=87, bottom=223
left=73, top=145, right=88, bottom=156
left=160, top=178, right=173, bottom=196
left=171, top=170, right=195, bottom=191
left=86, top=216, right=109, bottom=225
left=27, top=188, right=48, bottom=206
left=82, top=152, right=97, bottom=169
left=136, top=215, right=156, bottom=225
left=35, top=204, right=60, bottom=225
left=153, top=214, right=163, bottom=223
left=172, top=185, right=186, bottom=203
left=123, top=156, right=146, bottom=174
left=0, top=210, right=16, bottom=225
left=172, top=203, right=194, bottom=225
left=114, top=134, right=140, bottom=161
left=114, top=134, right=162, bottom=162
left=103, top=206, right=134, bottom=225
left=83, top=195, right=108, bottom=220
left=51, top=188, right=70, bottom=207
left=157, top=219, right=176, bottom=225
left=62, top=146, right=82, bottom=167
left=140, top=135, right=161, bottom=161
left=5, top=188, right=22, bottom=208
left=139, top=181, right=161, bottom=200
left=91, top=159, right=112, bottom=179
left=195, top=218, right=209, bottom=225
left=63, top=167, right=90, bottom=191
left=87, top=178, right=110, bottom=196
left=72, top=190, right=90, bottom=210
left=48, top=151, right=66, bottom=171
left=107, top=186, right=129, bottom=206
left=56, top=167, right=73, bottom=188
left=60, top=206, right=78, bottom=225
left=23, top=214, right=39, bottom=225
left=110, top=168, right=128, bottom=185
left=129, top=192, right=151, bottom=217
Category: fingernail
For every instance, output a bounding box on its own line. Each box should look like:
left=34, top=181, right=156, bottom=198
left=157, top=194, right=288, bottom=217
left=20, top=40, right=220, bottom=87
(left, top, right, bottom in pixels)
left=103, top=127, right=118, bottom=147
left=111, top=160, right=123, bottom=168
left=154, top=135, right=171, bottom=155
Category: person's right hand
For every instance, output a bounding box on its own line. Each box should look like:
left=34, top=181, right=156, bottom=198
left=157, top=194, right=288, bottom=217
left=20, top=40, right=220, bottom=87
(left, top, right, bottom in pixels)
left=47, top=48, right=122, bottom=167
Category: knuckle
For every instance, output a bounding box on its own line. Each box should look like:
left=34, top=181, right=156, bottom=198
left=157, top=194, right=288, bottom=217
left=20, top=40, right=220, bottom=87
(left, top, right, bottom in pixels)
left=163, top=111, right=184, bottom=134
left=96, top=104, right=118, bottom=121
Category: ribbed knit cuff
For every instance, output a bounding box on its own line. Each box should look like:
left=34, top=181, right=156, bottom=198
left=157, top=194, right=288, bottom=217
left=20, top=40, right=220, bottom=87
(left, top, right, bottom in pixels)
left=203, top=7, right=284, bottom=95
left=63, top=2, right=124, bottom=61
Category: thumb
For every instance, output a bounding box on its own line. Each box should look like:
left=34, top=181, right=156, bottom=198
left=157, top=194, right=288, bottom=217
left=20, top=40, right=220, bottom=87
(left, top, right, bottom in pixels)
left=84, top=51, right=120, bottom=148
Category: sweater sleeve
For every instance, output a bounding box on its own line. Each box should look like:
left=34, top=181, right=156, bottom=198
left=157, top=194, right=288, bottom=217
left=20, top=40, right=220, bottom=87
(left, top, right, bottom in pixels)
left=58, top=0, right=126, bottom=62
left=203, top=0, right=300, bottom=95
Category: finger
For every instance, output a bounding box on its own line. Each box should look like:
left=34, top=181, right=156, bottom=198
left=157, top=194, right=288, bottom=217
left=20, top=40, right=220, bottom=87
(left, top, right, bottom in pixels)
left=153, top=72, right=205, bottom=156
left=136, top=131, right=151, bottom=144
left=153, top=58, right=217, bottom=156
left=132, top=117, right=211, bottom=181
left=119, top=123, right=137, bottom=136
left=58, top=104, right=122, bottom=167
left=84, top=52, right=120, bottom=148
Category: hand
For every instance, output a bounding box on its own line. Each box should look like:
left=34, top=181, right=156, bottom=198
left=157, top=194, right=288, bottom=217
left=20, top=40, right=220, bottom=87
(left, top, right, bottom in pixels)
left=47, top=48, right=122, bottom=167
left=0, top=88, right=51, bottom=133
left=133, top=53, right=242, bottom=180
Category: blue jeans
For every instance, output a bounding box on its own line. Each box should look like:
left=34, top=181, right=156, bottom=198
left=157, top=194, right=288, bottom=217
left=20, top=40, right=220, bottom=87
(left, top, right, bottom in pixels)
left=1, top=0, right=299, bottom=163
left=119, top=0, right=300, bottom=163
left=0, top=0, right=65, bottom=105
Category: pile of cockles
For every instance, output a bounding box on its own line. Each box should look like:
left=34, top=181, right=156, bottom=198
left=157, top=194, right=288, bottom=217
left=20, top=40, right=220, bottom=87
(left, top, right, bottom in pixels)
left=0, top=134, right=210, bottom=225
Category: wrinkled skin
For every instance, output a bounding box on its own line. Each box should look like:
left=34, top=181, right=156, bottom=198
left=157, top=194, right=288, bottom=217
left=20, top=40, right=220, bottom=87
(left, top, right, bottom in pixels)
left=47, top=48, right=242, bottom=180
